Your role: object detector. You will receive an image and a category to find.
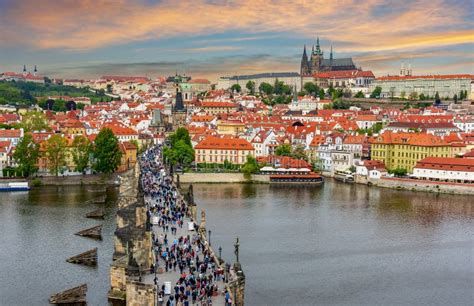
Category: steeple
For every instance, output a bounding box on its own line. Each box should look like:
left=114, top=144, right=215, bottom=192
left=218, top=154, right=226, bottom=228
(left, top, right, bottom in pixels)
left=34, top=65, right=37, bottom=76
left=23, top=65, right=27, bottom=76
left=330, top=44, right=333, bottom=61
left=314, top=37, right=323, bottom=55
left=292, top=84, right=298, bottom=106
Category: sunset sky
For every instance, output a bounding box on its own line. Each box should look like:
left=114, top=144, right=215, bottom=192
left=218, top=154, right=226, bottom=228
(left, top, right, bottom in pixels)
left=0, top=0, right=473, bottom=80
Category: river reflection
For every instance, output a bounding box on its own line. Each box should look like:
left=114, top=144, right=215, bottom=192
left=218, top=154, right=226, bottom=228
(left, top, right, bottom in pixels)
left=192, top=180, right=474, bottom=306
left=0, top=185, right=118, bottom=306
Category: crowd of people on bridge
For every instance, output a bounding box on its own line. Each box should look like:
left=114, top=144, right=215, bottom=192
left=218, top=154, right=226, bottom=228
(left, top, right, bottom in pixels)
left=139, top=145, right=231, bottom=306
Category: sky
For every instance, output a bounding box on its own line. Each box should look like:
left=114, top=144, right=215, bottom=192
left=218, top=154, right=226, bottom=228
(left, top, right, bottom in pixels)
left=0, top=0, right=473, bottom=81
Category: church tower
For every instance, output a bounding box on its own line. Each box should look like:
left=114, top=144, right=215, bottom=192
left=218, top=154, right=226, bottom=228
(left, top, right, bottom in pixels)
left=311, top=37, right=324, bottom=74
left=23, top=65, right=27, bottom=76
left=171, top=76, right=187, bottom=130
left=300, top=45, right=310, bottom=76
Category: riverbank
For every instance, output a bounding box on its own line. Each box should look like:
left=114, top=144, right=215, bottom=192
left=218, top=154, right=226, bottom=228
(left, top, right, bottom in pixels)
left=177, top=172, right=270, bottom=184
left=1, top=173, right=118, bottom=186
left=179, top=172, right=473, bottom=195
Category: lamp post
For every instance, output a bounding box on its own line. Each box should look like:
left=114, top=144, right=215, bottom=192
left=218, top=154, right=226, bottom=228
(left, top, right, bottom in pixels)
left=208, top=230, right=212, bottom=246
left=218, top=246, right=222, bottom=261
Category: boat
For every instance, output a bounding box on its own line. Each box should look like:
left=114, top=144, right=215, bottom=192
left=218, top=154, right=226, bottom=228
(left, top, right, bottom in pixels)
left=0, top=181, right=30, bottom=192
left=269, top=173, right=324, bottom=184
left=334, top=170, right=355, bottom=183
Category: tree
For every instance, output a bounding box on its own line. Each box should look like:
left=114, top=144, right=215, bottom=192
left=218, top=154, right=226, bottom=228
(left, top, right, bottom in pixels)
left=453, top=94, right=458, bottom=104
left=273, top=79, right=284, bottom=95
left=245, top=81, right=255, bottom=95
left=390, top=167, right=407, bottom=177
left=332, top=89, right=343, bottom=100
left=318, top=88, right=325, bottom=99
left=303, top=82, right=319, bottom=96
left=259, top=82, right=273, bottom=95
left=230, top=84, right=241, bottom=93
left=241, top=155, right=259, bottom=179
left=13, top=133, right=39, bottom=177
left=370, top=86, right=382, bottom=98
left=291, top=145, right=308, bottom=161
left=72, top=135, right=92, bottom=173
left=92, top=128, right=122, bottom=174
left=17, top=111, right=50, bottom=132
left=419, top=93, right=426, bottom=100
left=354, top=91, right=365, bottom=98
left=434, top=91, right=441, bottom=105
left=164, top=128, right=194, bottom=168
left=275, top=144, right=292, bottom=156
left=106, top=84, right=113, bottom=94
left=45, top=134, right=68, bottom=176
left=408, top=92, right=418, bottom=100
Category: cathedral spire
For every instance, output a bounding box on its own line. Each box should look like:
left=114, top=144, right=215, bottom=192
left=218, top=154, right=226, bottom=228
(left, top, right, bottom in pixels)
left=330, top=44, right=333, bottom=61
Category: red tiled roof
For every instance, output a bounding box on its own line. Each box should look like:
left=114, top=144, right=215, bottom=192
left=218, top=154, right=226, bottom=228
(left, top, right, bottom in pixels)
left=195, top=136, right=254, bottom=150
left=314, top=70, right=375, bottom=79
left=415, top=157, right=474, bottom=172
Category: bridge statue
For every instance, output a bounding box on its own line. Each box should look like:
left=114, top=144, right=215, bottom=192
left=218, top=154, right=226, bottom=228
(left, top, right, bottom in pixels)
left=234, top=237, right=240, bottom=263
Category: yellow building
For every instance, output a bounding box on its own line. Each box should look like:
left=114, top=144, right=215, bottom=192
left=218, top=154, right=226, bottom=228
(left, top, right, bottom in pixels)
left=371, top=131, right=452, bottom=173
left=216, top=120, right=245, bottom=136
left=195, top=136, right=255, bottom=165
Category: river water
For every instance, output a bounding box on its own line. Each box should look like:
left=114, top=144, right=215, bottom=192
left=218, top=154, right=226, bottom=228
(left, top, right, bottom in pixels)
left=0, top=181, right=473, bottom=305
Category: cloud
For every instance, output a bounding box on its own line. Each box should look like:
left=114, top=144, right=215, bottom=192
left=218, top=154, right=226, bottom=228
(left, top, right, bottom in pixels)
left=1, top=0, right=472, bottom=53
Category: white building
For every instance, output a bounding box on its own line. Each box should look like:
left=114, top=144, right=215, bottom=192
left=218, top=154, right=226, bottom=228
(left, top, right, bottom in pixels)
left=412, top=157, right=474, bottom=183
left=370, top=74, right=474, bottom=99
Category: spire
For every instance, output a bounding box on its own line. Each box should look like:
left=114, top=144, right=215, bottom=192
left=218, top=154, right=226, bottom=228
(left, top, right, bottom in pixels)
left=314, top=37, right=323, bottom=55
left=34, top=65, right=37, bottom=76
left=303, top=44, right=307, bottom=57
left=292, top=84, right=298, bottom=105
left=330, top=44, right=333, bottom=61
left=23, top=65, right=27, bottom=76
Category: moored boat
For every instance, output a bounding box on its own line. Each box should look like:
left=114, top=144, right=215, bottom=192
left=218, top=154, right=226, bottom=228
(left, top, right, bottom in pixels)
left=334, top=170, right=355, bottom=183
left=270, top=173, right=324, bottom=184
left=0, top=181, right=30, bottom=192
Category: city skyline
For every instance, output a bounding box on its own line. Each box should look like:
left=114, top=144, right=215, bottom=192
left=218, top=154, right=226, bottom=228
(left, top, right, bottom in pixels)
left=0, top=0, right=473, bottom=80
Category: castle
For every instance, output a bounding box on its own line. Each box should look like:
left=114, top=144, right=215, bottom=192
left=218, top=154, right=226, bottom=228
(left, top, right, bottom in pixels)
left=300, top=37, right=356, bottom=76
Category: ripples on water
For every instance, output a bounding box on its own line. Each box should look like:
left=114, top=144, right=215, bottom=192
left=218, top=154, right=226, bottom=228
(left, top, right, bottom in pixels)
left=0, top=181, right=472, bottom=305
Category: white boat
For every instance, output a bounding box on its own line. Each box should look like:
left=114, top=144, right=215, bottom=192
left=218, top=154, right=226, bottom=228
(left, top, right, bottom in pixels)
left=334, top=170, right=355, bottom=183
left=0, top=181, right=30, bottom=192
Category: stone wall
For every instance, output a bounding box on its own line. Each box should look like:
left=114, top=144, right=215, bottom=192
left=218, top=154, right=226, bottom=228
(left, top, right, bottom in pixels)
left=126, top=282, right=156, bottom=306
left=370, top=177, right=474, bottom=195
left=176, top=173, right=270, bottom=184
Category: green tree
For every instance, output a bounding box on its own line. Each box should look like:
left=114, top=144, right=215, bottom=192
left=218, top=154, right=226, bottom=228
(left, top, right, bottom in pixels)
left=409, top=92, right=418, bottom=100
left=241, top=155, right=259, bottom=179
left=245, top=81, right=255, bottom=95
left=273, top=79, right=284, bottom=95
left=72, top=135, right=92, bottom=173
left=453, top=94, right=458, bottom=104
left=434, top=91, right=441, bottom=104
left=275, top=144, right=292, bottom=156
left=164, top=128, right=194, bottom=168
left=45, top=134, right=68, bottom=176
left=291, top=145, right=308, bottom=161
left=13, top=133, right=39, bottom=177
left=419, top=93, right=426, bottom=100
left=230, top=84, right=241, bottom=93
left=17, top=111, right=50, bottom=132
left=259, top=82, right=273, bottom=95
left=318, top=88, right=325, bottom=99
left=390, top=167, right=407, bottom=177
left=92, top=128, right=122, bottom=173
left=354, top=91, right=365, bottom=98
left=106, top=84, right=113, bottom=94
left=370, top=86, right=382, bottom=98
left=303, top=82, right=319, bottom=96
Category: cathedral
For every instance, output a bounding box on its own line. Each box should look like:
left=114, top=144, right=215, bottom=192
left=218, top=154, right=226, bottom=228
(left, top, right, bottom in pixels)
left=300, top=37, right=356, bottom=76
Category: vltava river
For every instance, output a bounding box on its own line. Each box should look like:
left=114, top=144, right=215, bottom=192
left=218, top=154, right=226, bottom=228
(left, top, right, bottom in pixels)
left=192, top=181, right=474, bottom=306
left=0, top=181, right=472, bottom=305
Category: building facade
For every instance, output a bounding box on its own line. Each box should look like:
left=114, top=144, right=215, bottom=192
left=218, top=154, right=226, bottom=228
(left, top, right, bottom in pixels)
left=413, top=157, right=474, bottom=183
left=195, top=136, right=255, bottom=165
left=370, top=74, right=474, bottom=99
